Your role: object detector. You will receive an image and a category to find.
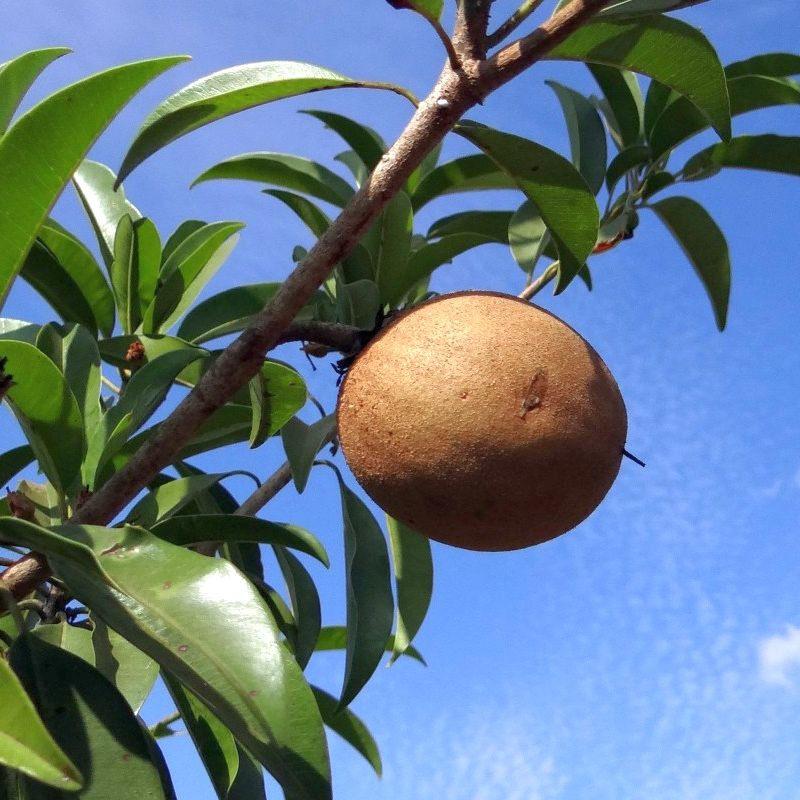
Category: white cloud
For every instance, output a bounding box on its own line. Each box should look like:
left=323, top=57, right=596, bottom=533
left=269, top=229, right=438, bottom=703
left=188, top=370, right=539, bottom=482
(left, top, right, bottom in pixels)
left=758, top=625, right=800, bottom=686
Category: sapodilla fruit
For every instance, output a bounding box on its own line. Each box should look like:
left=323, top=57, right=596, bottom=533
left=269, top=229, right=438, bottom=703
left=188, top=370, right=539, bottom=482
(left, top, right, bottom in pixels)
left=336, top=291, right=627, bottom=551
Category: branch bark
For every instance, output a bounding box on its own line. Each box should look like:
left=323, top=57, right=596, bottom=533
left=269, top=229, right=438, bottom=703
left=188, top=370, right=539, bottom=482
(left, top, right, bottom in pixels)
left=0, top=0, right=618, bottom=598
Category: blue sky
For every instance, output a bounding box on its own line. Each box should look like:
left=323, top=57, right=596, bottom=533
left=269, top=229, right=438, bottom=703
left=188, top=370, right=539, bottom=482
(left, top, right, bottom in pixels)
left=2, top=1, right=800, bottom=798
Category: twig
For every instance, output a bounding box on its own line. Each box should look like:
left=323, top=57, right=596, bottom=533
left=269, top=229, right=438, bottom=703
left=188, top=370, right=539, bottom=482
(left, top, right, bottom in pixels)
left=101, top=375, right=121, bottom=394
left=518, top=261, right=559, bottom=300
left=405, top=2, right=463, bottom=71
left=486, top=0, right=546, bottom=49
left=0, top=0, right=619, bottom=600
left=276, top=321, right=361, bottom=352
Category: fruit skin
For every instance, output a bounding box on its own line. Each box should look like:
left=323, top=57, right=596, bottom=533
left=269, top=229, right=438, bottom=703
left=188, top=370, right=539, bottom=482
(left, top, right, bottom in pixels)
left=336, top=291, right=628, bottom=551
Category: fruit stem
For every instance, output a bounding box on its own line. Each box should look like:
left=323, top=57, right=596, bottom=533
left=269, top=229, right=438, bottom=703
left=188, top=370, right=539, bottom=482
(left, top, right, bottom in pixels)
left=518, top=261, right=559, bottom=301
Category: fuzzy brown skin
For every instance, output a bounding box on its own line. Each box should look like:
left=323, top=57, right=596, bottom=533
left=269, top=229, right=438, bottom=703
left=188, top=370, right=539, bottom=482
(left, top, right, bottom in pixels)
left=336, top=292, right=627, bottom=551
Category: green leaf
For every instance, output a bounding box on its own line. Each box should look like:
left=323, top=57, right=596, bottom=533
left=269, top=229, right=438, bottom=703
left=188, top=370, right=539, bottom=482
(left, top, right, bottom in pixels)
left=0, top=445, right=34, bottom=487
left=682, top=134, right=800, bottom=180
left=0, top=56, right=184, bottom=309
left=275, top=546, right=322, bottom=669
left=91, top=616, right=159, bottom=714
left=61, top=324, right=102, bottom=436
left=161, top=220, right=206, bottom=265
left=605, top=143, right=651, bottom=193
left=725, top=52, right=800, bottom=80
left=161, top=671, right=240, bottom=800
left=0, top=47, right=71, bottom=133
left=8, top=479, right=60, bottom=527
left=126, top=473, right=245, bottom=528
left=456, top=122, right=599, bottom=291
left=9, top=634, right=168, bottom=799
left=548, top=17, right=730, bottom=141
left=73, top=160, right=142, bottom=267
left=46, top=523, right=331, bottom=800
left=588, top=65, right=644, bottom=149
left=177, top=283, right=330, bottom=345
left=0, top=654, right=82, bottom=790
left=402, top=234, right=496, bottom=295
left=112, top=217, right=162, bottom=334
left=427, top=210, right=512, bottom=243
left=650, top=197, right=730, bottom=330
left=311, top=687, right=382, bottom=776
left=30, top=621, right=96, bottom=665
left=118, top=61, right=368, bottom=183
left=546, top=80, right=608, bottom=194
left=336, top=279, right=381, bottom=330
left=300, top=110, right=386, bottom=172
left=143, top=221, right=243, bottom=334
left=193, top=152, right=355, bottom=207
left=281, top=415, right=337, bottom=493
left=0, top=318, right=39, bottom=343
left=335, top=477, right=394, bottom=707
left=98, top=334, right=206, bottom=371
left=314, top=626, right=425, bottom=665
left=387, top=516, right=433, bottom=663
left=1, top=340, right=84, bottom=494
left=151, top=514, right=330, bottom=567
left=599, top=0, right=710, bottom=18
left=640, top=170, right=674, bottom=199
left=373, top=192, right=413, bottom=306
left=411, top=153, right=517, bottom=211
left=227, top=745, right=266, bottom=800
left=650, top=75, right=800, bottom=159
left=406, top=142, right=442, bottom=196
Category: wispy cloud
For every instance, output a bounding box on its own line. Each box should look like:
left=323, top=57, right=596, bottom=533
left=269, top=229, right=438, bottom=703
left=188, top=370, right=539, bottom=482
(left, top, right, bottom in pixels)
left=758, top=625, right=800, bottom=687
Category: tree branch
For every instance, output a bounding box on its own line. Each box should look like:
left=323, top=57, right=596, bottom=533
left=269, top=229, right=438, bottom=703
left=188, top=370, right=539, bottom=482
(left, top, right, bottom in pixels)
left=276, top=320, right=361, bottom=352
left=0, top=0, right=621, bottom=599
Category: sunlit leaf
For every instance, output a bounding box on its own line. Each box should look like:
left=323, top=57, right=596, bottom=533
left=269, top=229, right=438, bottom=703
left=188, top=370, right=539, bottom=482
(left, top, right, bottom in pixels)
left=548, top=16, right=730, bottom=141
left=588, top=65, right=644, bottom=149
left=650, top=197, right=730, bottom=330
left=9, top=634, right=169, bottom=799
left=598, top=0, right=710, bottom=18
left=1, top=340, right=84, bottom=494
left=724, top=51, right=800, bottom=80
left=427, top=210, right=512, bottom=243
left=193, top=152, right=355, bottom=207
left=0, top=445, right=34, bottom=488
left=373, top=192, right=413, bottom=306
left=0, top=47, right=70, bottom=133
left=312, top=686, right=382, bottom=776
left=118, top=61, right=374, bottom=183
left=281, top=415, right=337, bottom=493
left=300, top=109, right=386, bottom=172
left=457, top=121, right=598, bottom=291
left=387, top=516, right=433, bottom=663
left=682, top=134, right=800, bottom=180
left=152, top=514, right=329, bottom=566
left=0, top=57, right=184, bottom=308
left=0, top=654, right=82, bottom=790
left=546, top=80, right=608, bottom=194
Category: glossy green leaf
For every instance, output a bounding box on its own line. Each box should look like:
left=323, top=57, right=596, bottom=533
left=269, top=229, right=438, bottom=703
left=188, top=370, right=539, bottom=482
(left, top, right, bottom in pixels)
left=126, top=473, right=244, bottom=528
left=118, top=61, right=368, bottom=183
left=640, top=170, right=674, bottom=199
left=10, top=479, right=60, bottom=528
left=457, top=122, right=598, bottom=291
left=335, top=150, right=369, bottom=186
left=725, top=52, right=800, bottom=80
left=73, top=160, right=142, bottom=267
left=336, top=279, right=381, bottom=330
left=59, top=324, right=102, bottom=436
left=84, top=348, right=205, bottom=485
left=588, top=65, right=644, bottom=149
left=547, top=17, right=730, bottom=141
left=281, top=414, right=337, bottom=493
left=162, top=671, right=240, bottom=800
left=682, top=134, right=800, bottom=180
left=161, top=220, right=206, bottom=265
left=46, top=523, right=331, bottom=799
left=247, top=369, right=272, bottom=448
left=193, top=152, right=355, bottom=206
left=0, top=56, right=184, bottom=308
left=605, top=144, right=651, bottom=193
left=176, top=283, right=331, bottom=345
left=508, top=201, right=553, bottom=275
left=650, top=75, right=800, bottom=159
left=300, top=109, right=386, bottom=172
left=0, top=445, right=34, bottom=487
left=406, top=0, right=443, bottom=17
left=335, top=477, right=394, bottom=707
left=1, top=340, right=84, bottom=494
left=143, top=221, right=243, bottom=334
left=402, top=234, right=496, bottom=296
left=151, top=514, right=329, bottom=566
left=599, top=0, right=710, bottom=17
left=387, top=516, right=433, bottom=663
left=0, top=47, right=71, bottom=133
left=546, top=80, right=608, bottom=194
left=406, top=142, right=442, bottom=196
left=311, top=687, right=382, bottom=776
left=0, top=653, right=82, bottom=790
left=91, top=616, right=159, bottom=714
left=9, top=634, right=168, bottom=799
left=427, top=210, right=512, bottom=243
left=411, top=153, right=517, bottom=211
left=275, top=546, right=322, bottom=669
left=314, top=626, right=425, bottom=665
left=30, top=622, right=95, bottom=665
left=650, top=197, right=730, bottom=330
left=227, top=744, right=266, bottom=800
left=373, top=192, right=413, bottom=306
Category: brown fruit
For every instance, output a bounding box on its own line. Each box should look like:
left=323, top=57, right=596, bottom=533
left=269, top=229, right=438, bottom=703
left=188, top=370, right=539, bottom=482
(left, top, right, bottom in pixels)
left=336, top=291, right=627, bottom=551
